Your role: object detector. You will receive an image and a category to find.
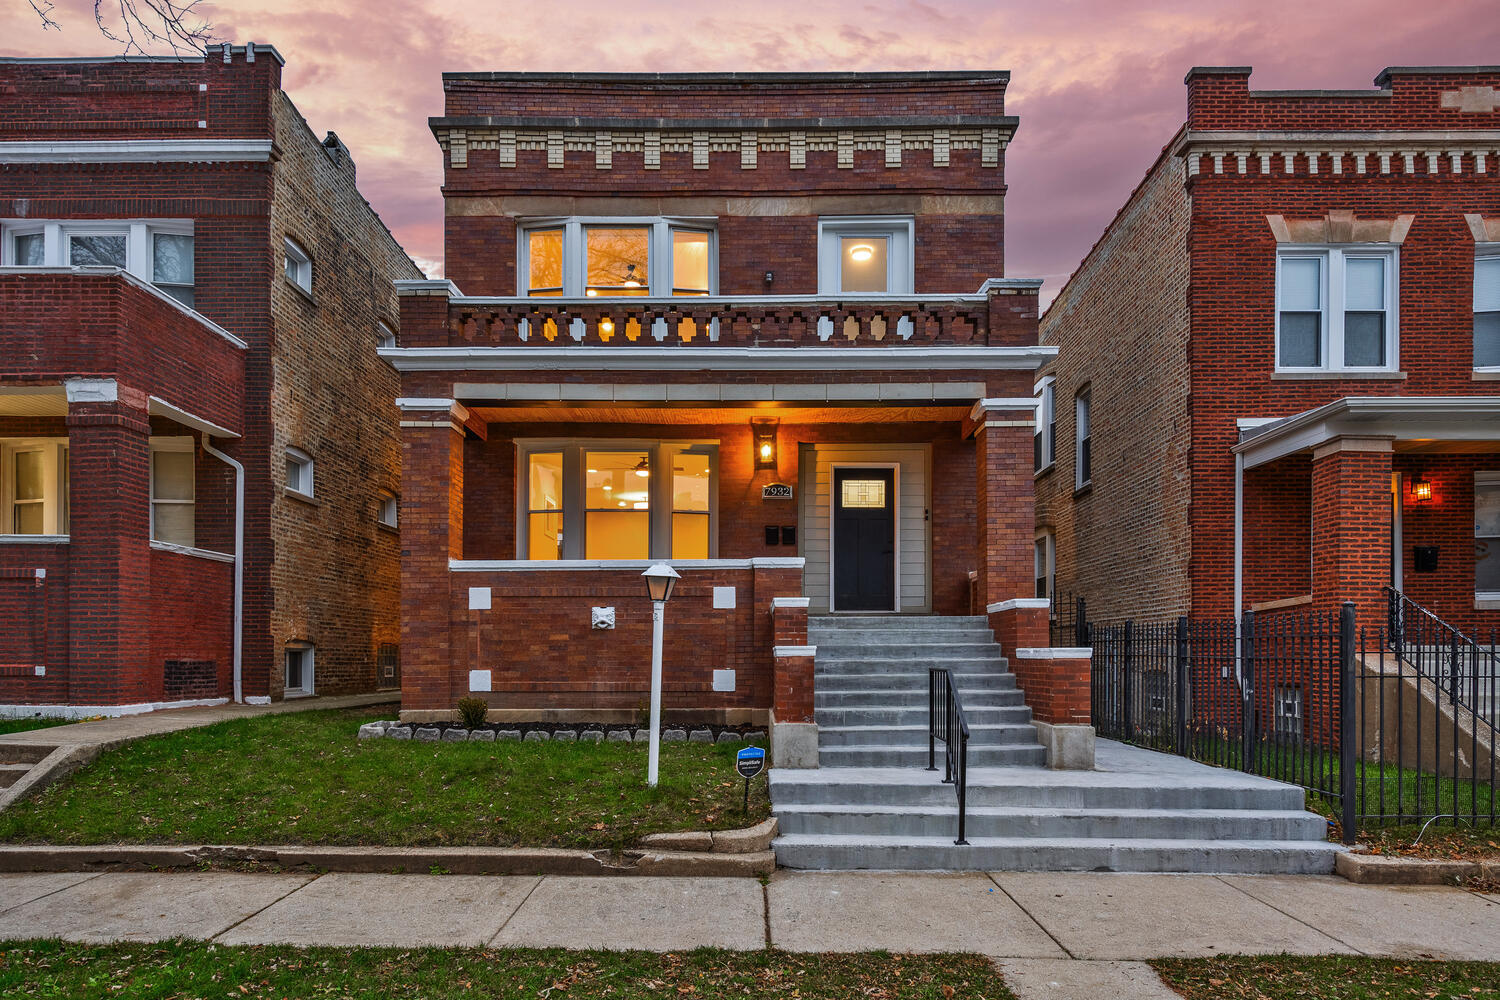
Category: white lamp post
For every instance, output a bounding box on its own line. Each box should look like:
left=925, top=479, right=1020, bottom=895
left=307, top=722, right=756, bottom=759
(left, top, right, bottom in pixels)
left=642, top=562, right=681, bottom=787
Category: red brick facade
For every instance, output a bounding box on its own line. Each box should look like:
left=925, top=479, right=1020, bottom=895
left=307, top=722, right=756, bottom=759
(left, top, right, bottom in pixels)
left=0, top=46, right=419, bottom=713
left=1038, top=65, right=1500, bottom=638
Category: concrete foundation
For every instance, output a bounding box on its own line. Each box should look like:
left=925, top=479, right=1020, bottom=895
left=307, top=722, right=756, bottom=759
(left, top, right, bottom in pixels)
left=1034, top=721, right=1096, bottom=770
left=770, top=712, right=819, bottom=769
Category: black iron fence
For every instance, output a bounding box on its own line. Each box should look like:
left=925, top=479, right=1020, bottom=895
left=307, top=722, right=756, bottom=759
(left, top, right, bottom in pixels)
left=927, top=667, right=970, bottom=845
left=1087, top=595, right=1498, bottom=840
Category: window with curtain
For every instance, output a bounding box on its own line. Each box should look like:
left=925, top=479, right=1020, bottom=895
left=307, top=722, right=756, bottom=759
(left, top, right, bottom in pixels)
left=2, top=439, right=67, bottom=536
left=1476, top=255, right=1500, bottom=368
left=150, top=446, right=196, bottom=547
left=1478, top=473, right=1500, bottom=597
left=1074, top=389, right=1092, bottom=489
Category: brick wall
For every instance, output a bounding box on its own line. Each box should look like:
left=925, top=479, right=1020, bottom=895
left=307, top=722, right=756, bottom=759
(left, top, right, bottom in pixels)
left=1037, top=150, right=1193, bottom=623
left=1394, top=452, right=1500, bottom=632
left=1242, top=453, right=1313, bottom=608
left=266, top=91, right=421, bottom=698
left=149, top=548, right=233, bottom=701
left=0, top=545, right=68, bottom=705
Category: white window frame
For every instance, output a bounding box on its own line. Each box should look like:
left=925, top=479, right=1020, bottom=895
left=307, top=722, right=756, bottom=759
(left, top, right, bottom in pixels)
left=149, top=436, right=196, bottom=547
left=1273, top=685, right=1304, bottom=739
left=1074, top=387, right=1092, bottom=490
left=283, top=642, right=315, bottom=697
left=0, top=438, right=69, bottom=538
left=1275, top=246, right=1399, bottom=373
left=378, top=490, right=398, bottom=529
left=283, top=237, right=313, bottom=296
left=816, top=216, right=915, bottom=295
left=285, top=446, right=315, bottom=499
left=1034, top=529, right=1055, bottom=601
left=1475, top=248, right=1500, bottom=373
left=1477, top=471, right=1500, bottom=602
left=1034, top=376, right=1056, bottom=474
left=515, top=439, right=718, bottom=560
left=516, top=218, right=718, bottom=298
left=2, top=219, right=195, bottom=304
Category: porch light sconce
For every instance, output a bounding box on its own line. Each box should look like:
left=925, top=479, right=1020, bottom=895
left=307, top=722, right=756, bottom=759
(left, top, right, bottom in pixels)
left=641, top=562, right=682, bottom=788
left=751, top=417, right=780, bottom=471
left=1409, top=476, right=1433, bottom=503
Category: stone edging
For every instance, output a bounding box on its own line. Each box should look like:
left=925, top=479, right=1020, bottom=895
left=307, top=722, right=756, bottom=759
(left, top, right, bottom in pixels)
left=0, top=843, right=773, bottom=878
left=1337, top=851, right=1500, bottom=885
left=637, top=817, right=777, bottom=855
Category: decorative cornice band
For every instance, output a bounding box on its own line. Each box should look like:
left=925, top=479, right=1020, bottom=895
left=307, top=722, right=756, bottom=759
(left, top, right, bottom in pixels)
left=433, top=124, right=1012, bottom=171
left=1176, top=130, right=1500, bottom=179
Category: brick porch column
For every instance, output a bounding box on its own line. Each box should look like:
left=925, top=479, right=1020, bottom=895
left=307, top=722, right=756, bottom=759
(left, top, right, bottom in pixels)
left=397, top=399, right=467, bottom=717
left=768, top=594, right=816, bottom=768
left=1311, top=436, right=1393, bottom=621
left=64, top=379, right=153, bottom=707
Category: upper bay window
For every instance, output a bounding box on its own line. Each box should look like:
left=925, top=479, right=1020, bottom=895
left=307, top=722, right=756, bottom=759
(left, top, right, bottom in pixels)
left=520, top=219, right=715, bottom=298
left=1475, top=252, right=1500, bottom=370
left=519, top=441, right=716, bottom=561
left=817, top=217, right=914, bottom=295
left=1276, top=247, right=1398, bottom=373
left=2, top=220, right=195, bottom=307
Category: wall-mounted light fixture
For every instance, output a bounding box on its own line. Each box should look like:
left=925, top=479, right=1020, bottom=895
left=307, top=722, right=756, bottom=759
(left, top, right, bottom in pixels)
left=750, top=416, right=779, bottom=471
left=1409, top=475, right=1433, bottom=503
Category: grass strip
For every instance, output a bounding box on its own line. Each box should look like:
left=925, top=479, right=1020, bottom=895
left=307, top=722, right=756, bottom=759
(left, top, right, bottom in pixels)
left=1152, top=954, right=1500, bottom=999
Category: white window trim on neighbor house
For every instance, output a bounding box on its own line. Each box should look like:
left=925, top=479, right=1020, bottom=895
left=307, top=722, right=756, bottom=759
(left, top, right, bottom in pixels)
left=148, top=436, right=195, bottom=548
left=285, top=446, right=315, bottom=499
left=378, top=490, right=398, bottom=529
left=377, top=320, right=397, bottom=350
left=816, top=216, right=915, bottom=295
left=1034, top=529, right=1055, bottom=602
left=1, top=218, right=195, bottom=306
left=515, top=439, right=719, bottom=561
left=516, top=217, right=718, bottom=297
left=283, top=642, right=315, bottom=697
left=1074, top=387, right=1092, bottom=491
left=0, top=438, right=69, bottom=538
left=1476, top=248, right=1500, bottom=373
left=1478, top=470, right=1500, bottom=606
left=1275, top=245, right=1400, bottom=374
left=1034, top=376, right=1056, bottom=474
left=283, top=237, right=313, bottom=296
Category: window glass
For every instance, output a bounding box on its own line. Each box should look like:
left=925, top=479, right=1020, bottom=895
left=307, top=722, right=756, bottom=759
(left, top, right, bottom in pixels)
left=1478, top=480, right=1500, bottom=594
left=526, top=452, right=564, bottom=560
left=671, top=230, right=711, bottom=295
left=151, top=450, right=195, bottom=546
left=12, top=449, right=44, bottom=534
left=1343, top=257, right=1386, bottom=367
left=1075, top=392, right=1092, bottom=487
left=585, top=227, right=650, bottom=296
left=528, top=228, right=564, bottom=295
left=671, top=452, right=711, bottom=559
left=152, top=233, right=195, bottom=307
left=1476, top=257, right=1500, bottom=367
left=1278, top=256, right=1322, bottom=367
left=69, top=233, right=127, bottom=268
left=840, top=236, right=888, bottom=293
left=584, top=450, right=650, bottom=559
left=840, top=479, right=886, bottom=508
left=14, top=233, right=44, bottom=266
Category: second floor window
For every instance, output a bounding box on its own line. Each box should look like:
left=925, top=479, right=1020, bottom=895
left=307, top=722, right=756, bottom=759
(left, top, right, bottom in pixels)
left=817, top=217, right=914, bottom=295
left=2, top=220, right=195, bottom=307
left=1476, top=253, right=1500, bottom=369
left=1034, top=377, right=1056, bottom=473
left=520, top=219, right=714, bottom=297
left=1074, top=388, right=1092, bottom=490
left=1276, top=247, right=1397, bottom=372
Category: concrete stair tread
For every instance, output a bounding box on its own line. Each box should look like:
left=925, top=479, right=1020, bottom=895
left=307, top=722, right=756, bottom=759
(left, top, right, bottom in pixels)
left=818, top=723, right=1037, bottom=734
left=773, top=803, right=1324, bottom=820
left=772, top=833, right=1344, bottom=853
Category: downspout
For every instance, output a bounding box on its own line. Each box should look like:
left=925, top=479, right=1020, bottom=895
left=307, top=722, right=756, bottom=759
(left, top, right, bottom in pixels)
left=201, top=432, right=245, bottom=703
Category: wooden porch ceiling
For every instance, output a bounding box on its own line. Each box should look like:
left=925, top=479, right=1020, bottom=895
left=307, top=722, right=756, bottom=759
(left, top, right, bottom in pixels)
left=1393, top=439, right=1500, bottom=455
left=467, top=404, right=972, bottom=425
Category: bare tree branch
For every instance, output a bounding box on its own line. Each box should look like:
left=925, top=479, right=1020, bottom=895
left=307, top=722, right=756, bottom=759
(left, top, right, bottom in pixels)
left=24, top=0, right=218, bottom=55
left=27, top=0, right=60, bottom=32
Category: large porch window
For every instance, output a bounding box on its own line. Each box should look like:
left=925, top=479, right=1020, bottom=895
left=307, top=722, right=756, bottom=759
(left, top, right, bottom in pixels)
left=519, top=441, right=716, bottom=560
left=519, top=219, right=715, bottom=298
left=2, top=220, right=196, bottom=307
left=1, top=438, right=68, bottom=536
left=1478, top=472, right=1500, bottom=600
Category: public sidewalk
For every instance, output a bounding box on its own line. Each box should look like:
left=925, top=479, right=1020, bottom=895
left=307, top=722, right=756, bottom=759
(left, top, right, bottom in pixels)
left=0, top=870, right=1496, bottom=997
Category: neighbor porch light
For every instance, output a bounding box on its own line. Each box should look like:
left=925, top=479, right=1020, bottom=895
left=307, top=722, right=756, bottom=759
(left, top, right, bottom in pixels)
left=1410, top=476, right=1433, bottom=503
left=751, top=416, right=780, bottom=471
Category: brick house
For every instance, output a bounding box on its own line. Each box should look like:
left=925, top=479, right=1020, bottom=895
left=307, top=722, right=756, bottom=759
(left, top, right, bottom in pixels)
left=0, top=44, right=421, bottom=715
left=390, top=71, right=1089, bottom=765
left=1035, top=65, right=1500, bottom=638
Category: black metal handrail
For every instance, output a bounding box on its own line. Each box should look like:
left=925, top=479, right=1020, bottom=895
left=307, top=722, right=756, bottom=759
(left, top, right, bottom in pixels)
left=1385, top=587, right=1499, bottom=728
left=927, top=667, right=971, bottom=845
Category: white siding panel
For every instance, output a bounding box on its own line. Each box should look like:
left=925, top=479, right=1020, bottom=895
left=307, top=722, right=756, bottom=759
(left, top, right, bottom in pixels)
left=800, top=444, right=931, bottom=613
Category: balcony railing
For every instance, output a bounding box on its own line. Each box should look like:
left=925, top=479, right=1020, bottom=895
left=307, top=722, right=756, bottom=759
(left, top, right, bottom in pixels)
left=441, top=294, right=996, bottom=348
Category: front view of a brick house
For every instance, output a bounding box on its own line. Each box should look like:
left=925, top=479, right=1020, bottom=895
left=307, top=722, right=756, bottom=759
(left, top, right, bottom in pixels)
left=387, top=72, right=1090, bottom=767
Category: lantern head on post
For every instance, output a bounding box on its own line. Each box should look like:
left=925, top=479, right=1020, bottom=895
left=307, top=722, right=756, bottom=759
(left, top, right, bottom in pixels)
left=1409, top=475, right=1433, bottom=503
left=751, top=416, right=780, bottom=471
left=642, top=562, right=681, bottom=603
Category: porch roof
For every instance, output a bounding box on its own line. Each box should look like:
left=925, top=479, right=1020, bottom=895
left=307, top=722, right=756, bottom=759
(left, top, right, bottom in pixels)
left=1234, top=395, right=1500, bottom=469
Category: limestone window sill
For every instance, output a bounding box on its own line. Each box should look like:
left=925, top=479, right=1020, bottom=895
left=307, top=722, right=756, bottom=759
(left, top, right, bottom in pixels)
left=1034, top=462, right=1056, bottom=481
left=284, top=487, right=320, bottom=507
left=283, top=275, right=315, bottom=305
left=1474, top=369, right=1500, bottom=381
left=1271, top=371, right=1407, bottom=380
left=377, top=522, right=399, bottom=536
left=1477, top=595, right=1500, bottom=611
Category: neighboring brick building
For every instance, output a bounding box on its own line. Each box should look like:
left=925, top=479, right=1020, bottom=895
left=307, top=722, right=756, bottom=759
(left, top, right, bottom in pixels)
left=391, top=71, right=1082, bottom=763
left=0, top=44, right=421, bottom=715
left=1036, top=65, right=1500, bottom=638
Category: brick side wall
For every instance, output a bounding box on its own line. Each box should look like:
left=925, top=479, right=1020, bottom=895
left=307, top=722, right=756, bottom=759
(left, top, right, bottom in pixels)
left=266, top=91, right=421, bottom=698
left=1186, top=67, right=1500, bottom=131
left=0, top=545, right=69, bottom=705
left=148, top=548, right=233, bottom=700
left=1037, top=153, right=1193, bottom=623
left=1394, top=452, right=1500, bottom=632
left=1243, top=453, right=1313, bottom=608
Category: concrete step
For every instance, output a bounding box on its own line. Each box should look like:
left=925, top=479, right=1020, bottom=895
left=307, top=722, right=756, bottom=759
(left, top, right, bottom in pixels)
left=810, top=627, right=997, bottom=643
left=817, top=744, right=1048, bottom=768
left=814, top=657, right=1010, bottom=674
left=771, top=834, right=1343, bottom=874
left=810, top=616, right=990, bottom=629
left=813, top=642, right=1005, bottom=659
left=773, top=803, right=1329, bottom=840
left=815, top=689, right=1028, bottom=709
left=819, top=723, right=1042, bottom=748
left=0, top=763, right=32, bottom=789
left=813, top=672, right=1018, bottom=692
left=0, top=744, right=54, bottom=765
left=814, top=705, right=1033, bottom=727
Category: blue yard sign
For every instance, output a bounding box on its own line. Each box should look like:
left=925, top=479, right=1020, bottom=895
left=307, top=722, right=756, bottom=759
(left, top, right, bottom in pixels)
left=736, top=745, right=766, bottom=778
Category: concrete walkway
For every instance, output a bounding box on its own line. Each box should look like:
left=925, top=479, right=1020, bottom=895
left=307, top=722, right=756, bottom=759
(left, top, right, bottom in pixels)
left=0, top=871, right=1495, bottom=974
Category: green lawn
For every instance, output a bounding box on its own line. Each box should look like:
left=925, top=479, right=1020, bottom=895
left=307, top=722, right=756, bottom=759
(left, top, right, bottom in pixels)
left=0, top=709, right=770, bottom=851
left=1153, top=955, right=1500, bottom=999
left=0, top=717, right=74, bottom=737
left=0, top=941, right=1012, bottom=999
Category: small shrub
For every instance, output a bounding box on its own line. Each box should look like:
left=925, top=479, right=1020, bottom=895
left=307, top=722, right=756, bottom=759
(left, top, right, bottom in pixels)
left=456, top=697, right=489, bottom=729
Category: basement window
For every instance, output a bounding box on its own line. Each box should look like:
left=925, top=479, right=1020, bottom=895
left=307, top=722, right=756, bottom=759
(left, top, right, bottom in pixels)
left=284, top=642, right=315, bottom=697
left=1273, top=685, right=1304, bottom=741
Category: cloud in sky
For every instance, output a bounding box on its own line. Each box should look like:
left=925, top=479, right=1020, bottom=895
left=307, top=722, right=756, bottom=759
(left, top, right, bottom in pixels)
left=6, top=0, right=1499, bottom=300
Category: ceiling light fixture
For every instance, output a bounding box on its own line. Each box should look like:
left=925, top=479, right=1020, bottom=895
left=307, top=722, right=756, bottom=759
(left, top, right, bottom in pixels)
left=848, top=243, right=875, bottom=262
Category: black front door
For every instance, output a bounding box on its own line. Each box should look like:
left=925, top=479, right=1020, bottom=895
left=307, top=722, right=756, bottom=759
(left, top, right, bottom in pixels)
left=833, top=467, right=896, bottom=611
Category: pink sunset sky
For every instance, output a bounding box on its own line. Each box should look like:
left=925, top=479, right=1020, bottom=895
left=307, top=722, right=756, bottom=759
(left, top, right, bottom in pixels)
left=5, top=0, right=1499, bottom=301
